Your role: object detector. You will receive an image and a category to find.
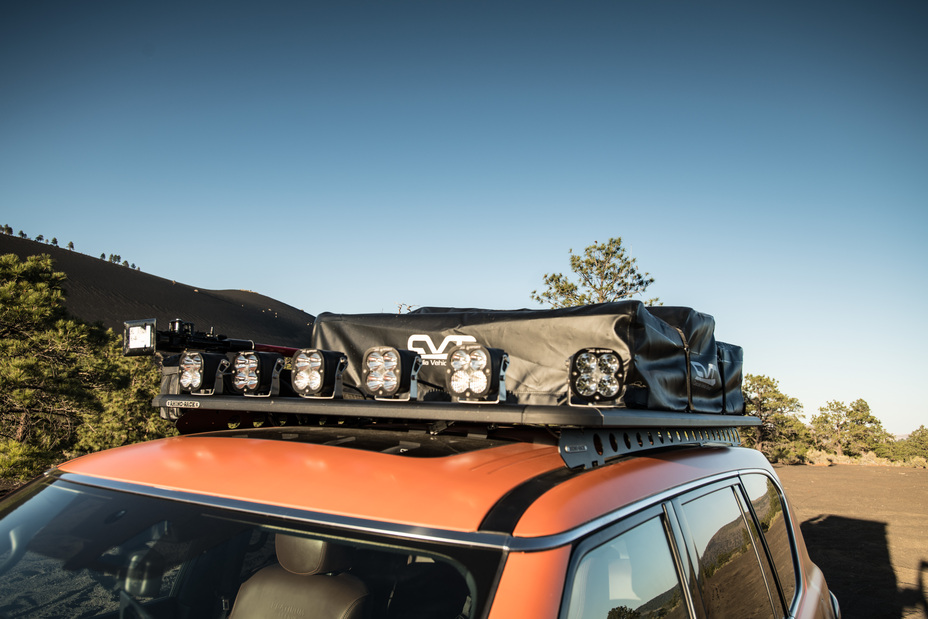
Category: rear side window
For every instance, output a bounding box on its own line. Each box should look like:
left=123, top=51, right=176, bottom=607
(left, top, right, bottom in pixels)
left=565, top=516, right=687, bottom=619
left=741, top=474, right=798, bottom=607
left=679, top=487, right=777, bottom=619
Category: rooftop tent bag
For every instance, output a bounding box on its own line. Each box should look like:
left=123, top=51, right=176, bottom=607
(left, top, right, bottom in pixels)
left=310, top=301, right=744, bottom=413
left=648, top=306, right=726, bottom=414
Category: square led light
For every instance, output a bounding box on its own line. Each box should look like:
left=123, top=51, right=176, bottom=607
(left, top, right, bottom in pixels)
left=444, top=344, right=509, bottom=403
left=291, top=349, right=347, bottom=399
left=361, top=347, right=421, bottom=400
left=231, top=351, right=284, bottom=396
left=569, top=348, right=624, bottom=406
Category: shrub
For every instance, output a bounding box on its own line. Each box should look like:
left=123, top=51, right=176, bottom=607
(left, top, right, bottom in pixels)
left=0, top=439, right=57, bottom=481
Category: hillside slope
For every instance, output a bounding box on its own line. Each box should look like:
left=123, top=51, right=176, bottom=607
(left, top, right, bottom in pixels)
left=1, top=235, right=314, bottom=347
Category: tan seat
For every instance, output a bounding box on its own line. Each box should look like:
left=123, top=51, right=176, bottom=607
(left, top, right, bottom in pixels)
left=230, top=535, right=368, bottom=619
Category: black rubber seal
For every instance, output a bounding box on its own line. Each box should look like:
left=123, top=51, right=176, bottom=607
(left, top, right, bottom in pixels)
left=478, top=466, right=587, bottom=535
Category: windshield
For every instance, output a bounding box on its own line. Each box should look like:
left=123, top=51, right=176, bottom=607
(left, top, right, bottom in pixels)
left=0, top=476, right=501, bottom=619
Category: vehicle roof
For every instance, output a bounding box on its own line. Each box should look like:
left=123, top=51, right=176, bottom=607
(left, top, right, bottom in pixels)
left=58, top=426, right=773, bottom=539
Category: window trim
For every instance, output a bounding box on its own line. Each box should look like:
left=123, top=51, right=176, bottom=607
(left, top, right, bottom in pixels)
left=737, top=471, right=803, bottom=617
left=558, top=504, right=698, bottom=619
left=555, top=469, right=805, bottom=619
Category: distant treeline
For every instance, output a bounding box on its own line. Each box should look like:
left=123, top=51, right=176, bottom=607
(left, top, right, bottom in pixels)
left=1, top=225, right=141, bottom=270
left=741, top=374, right=927, bottom=467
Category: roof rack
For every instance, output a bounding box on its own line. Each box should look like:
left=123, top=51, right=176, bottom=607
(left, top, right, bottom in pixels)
left=130, top=304, right=760, bottom=468
left=152, top=395, right=759, bottom=470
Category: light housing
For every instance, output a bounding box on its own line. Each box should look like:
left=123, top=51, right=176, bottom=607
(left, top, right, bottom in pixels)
left=291, top=349, right=347, bottom=399
left=361, top=347, right=421, bottom=400
left=123, top=319, right=157, bottom=356
left=231, top=351, right=284, bottom=396
left=444, top=344, right=509, bottom=403
left=569, top=348, right=624, bottom=406
left=178, top=351, right=229, bottom=395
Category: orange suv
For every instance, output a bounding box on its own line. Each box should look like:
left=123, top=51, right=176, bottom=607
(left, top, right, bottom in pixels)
left=0, top=303, right=840, bottom=619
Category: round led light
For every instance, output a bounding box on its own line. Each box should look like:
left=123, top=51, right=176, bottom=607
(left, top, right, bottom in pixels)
left=367, top=370, right=384, bottom=392
left=450, top=371, right=470, bottom=394
left=382, top=350, right=398, bottom=371
left=599, top=374, right=620, bottom=398
left=576, top=352, right=597, bottom=373
left=382, top=371, right=398, bottom=393
left=576, top=374, right=598, bottom=397
left=599, top=353, right=619, bottom=374
left=292, top=370, right=309, bottom=391
left=470, top=349, right=488, bottom=371
left=367, top=351, right=384, bottom=371
left=468, top=371, right=488, bottom=393
left=450, top=350, right=470, bottom=371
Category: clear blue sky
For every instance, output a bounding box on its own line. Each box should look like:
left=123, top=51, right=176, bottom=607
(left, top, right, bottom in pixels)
left=3, top=1, right=926, bottom=434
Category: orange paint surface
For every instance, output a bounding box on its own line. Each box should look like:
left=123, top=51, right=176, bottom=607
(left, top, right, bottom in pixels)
left=488, top=547, right=572, bottom=619
left=59, top=435, right=566, bottom=532
left=514, top=446, right=773, bottom=537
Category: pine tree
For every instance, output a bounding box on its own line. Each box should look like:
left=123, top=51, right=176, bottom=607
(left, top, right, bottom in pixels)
left=0, top=253, right=174, bottom=480
left=532, top=237, right=660, bottom=308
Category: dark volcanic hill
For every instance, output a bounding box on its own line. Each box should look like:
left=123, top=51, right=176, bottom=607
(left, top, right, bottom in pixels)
left=1, top=235, right=315, bottom=347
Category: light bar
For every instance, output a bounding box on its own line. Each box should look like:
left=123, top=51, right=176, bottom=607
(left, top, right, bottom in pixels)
left=291, top=349, right=347, bottom=399
left=361, top=347, right=421, bottom=400
left=178, top=351, right=228, bottom=395
left=569, top=348, right=624, bottom=405
left=445, top=344, right=509, bottom=403
left=231, top=351, right=284, bottom=397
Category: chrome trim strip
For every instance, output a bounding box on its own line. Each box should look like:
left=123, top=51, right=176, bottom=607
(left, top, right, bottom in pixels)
left=56, top=467, right=760, bottom=553
left=56, top=471, right=513, bottom=550
left=506, top=468, right=750, bottom=551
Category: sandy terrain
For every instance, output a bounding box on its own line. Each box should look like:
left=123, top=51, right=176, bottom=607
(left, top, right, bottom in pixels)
left=776, top=465, right=928, bottom=619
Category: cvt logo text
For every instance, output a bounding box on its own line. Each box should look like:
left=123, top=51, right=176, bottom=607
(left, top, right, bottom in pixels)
left=407, top=334, right=477, bottom=365
left=690, top=362, right=720, bottom=388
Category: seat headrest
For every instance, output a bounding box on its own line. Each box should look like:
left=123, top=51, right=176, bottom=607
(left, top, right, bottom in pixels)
left=275, top=535, right=353, bottom=576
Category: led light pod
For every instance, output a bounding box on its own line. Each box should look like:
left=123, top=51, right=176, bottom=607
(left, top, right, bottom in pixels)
left=178, top=351, right=228, bottom=395
left=291, top=349, right=347, bottom=398
left=361, top=347, right=421, bottom=400
left=569, top=348, right=624, bottom=405
left=445, top=344, right=509, bottom=402
left=231, top=351, right=284, bottom=396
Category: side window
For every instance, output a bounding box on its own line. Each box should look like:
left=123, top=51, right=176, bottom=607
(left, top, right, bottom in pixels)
left=679, top=487, right=777, bottom=619
left=741, top=474, right=798, bottom=607
left=565, top=516, right=687, bottom=619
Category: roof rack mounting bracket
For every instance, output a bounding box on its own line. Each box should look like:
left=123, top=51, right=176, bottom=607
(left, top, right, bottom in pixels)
left=559, top=426, right=745, bottom=470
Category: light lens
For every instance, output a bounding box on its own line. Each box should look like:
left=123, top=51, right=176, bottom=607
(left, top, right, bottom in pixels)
left=293, top=350, right=324, bottom=393
left=571, top=348, right=623, bottom=402
left=231, top=352, right=281, bottom=394
left=179, top=352, right=203, bottom=391
left=446, top=344, right=505, bottom=401
left=291, top=349, right=346, bottom=398
left=361, top=347, right=418, bottom=398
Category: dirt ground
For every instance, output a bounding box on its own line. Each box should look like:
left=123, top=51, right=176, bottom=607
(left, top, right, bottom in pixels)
left=776, top=465, right=928, bottom=619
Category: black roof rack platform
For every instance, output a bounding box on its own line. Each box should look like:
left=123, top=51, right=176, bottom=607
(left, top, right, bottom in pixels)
left=152, top=395, right=759, bottom=469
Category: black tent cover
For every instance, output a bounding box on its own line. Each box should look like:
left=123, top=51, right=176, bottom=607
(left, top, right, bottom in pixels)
left=311, top=301, right=744, bottom=414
